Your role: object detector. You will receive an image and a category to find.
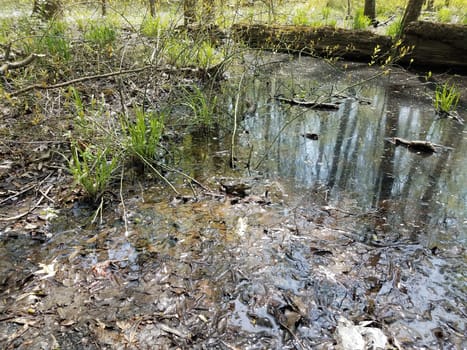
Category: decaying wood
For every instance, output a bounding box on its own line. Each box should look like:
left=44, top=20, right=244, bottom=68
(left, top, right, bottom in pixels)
left=232, top=23, right=393, bottom=62
left=276, top=96, right=340, bottom=110
left=403, top=21, right=467, bottom=70
left=232, top=22, right=467, bottom=71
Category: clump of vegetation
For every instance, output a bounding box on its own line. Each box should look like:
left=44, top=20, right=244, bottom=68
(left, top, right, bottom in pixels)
left=69, top=144, right=119, bottom=199
left=292, top=8, right=313, bottom=26
left=182, top=85, right=218, bottom=129
left=39, top=20, right=72, bottom=61
left=122, top=108, right=165, bottom=162
left=353, top=8, right=371, bottom=29
left=84, top=20, right=118, bottom=49
left=437, top=7, right=452, bottom=22
left=164, top=36, right=223, bottom=68
left=141, top=15, right=168, bottom=37
left=433, top=82, right=460, bottom=115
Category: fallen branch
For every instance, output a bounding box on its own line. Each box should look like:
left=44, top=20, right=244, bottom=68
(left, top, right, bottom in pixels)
left=0, top=53, right=45, bottom=75
left=276, top=96, right=340, bottom=110
left=9, top=65, right=151, bottom=97
left=8, top=65, right=221, bottom=97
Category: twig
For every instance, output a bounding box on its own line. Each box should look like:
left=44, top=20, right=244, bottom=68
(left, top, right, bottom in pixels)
left=119, top=165, right=129, bottom=236
left=0, top=185, right=53, bottom=221
left=136, top=154, right=180, bottom=195
left=8, top=65, right=218, bottom=97
left=91, top=197, right=104, bottom=225
left=231, top=73, right=245, bottom=168
left=0, top=183, right=37, bottom=205
left=276, top=96, right=340, bottom=110
left=157, top=163, right=211, bottom=192
left=159, top=323, right=192, bottom=339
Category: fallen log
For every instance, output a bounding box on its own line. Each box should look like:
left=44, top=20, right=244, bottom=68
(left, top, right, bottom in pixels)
left=403, top=21, right=467, bottom=70
left=232, top=23, right=393, bottom=62
left=231, top=22, right=467, bottom=72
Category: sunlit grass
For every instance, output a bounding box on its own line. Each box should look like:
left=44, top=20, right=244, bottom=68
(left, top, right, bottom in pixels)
left=433, top=82, right=460, bottom=115
left=121, top=108, right=165, bottom=162
left=69, top=144, right=119, bottom=199
left=353, top=8, right=371, bottom=29
left=437, top=7, right=452, bottom=22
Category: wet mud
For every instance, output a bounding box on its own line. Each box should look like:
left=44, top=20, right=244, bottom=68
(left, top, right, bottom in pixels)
left=1, top=54, right=466, bottom=349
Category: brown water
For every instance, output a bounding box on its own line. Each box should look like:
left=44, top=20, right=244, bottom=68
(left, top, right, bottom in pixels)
left=1, top=54, right=466, bottom=349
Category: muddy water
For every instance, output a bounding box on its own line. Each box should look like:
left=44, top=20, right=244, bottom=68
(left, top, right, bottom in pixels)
left=1, top=55, right=466, bottom=349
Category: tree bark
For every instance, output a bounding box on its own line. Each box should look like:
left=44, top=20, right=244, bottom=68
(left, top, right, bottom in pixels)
left=400, top=0, right=425, bottom=32
left=32, top=0, right=62, bottom=20
left=232, top=24, right=393, bottom=61
left=364, top=0, right=376, bottom=25
left=101, top=0, right=106, bottom=16
left=149, top=0, right=156, bottom=17
left=184, top=0, right=197, bottom=25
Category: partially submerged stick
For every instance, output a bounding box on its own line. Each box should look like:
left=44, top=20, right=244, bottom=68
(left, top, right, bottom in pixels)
left=385, top=137, right=453, bottom=154
left=276, top=96, right=340, bottom=110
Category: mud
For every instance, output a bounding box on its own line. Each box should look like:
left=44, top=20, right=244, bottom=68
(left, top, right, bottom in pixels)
left=1, top=53, right=466, bottom=349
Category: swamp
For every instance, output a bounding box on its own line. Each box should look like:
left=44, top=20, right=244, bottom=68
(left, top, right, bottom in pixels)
left=0, top=0, right=466, bottom=349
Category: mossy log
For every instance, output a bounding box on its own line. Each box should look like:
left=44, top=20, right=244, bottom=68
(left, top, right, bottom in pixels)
left=232, top=23, right=393, bottom=61
left=403, top=21, right=467, bottom=70
left=232, top=22, right=467, bottom=71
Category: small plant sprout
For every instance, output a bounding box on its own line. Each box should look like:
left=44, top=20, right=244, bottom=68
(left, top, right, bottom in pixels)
left=434, top=83, right=460, bottom=115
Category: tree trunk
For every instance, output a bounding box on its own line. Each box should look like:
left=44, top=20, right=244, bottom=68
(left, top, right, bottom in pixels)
left=232, top=22, right=467, bottom=71
left=364, top=0, right=376, bottom=26
left=184, top=0, right=197, bottom=25
left=149, top=0, right=156, bottom=17
left=400, top=0, right=424, bottom=33
left=425, top=0, right=434, bottom=11
left=32, top=0, right=62, bottom=20
left=101, top=0, right=106, bottom=16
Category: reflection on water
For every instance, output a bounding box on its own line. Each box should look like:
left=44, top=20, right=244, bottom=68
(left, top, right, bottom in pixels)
left=236, top=58, right=466, bottom=247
